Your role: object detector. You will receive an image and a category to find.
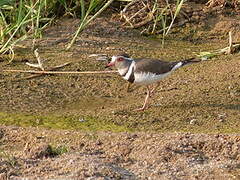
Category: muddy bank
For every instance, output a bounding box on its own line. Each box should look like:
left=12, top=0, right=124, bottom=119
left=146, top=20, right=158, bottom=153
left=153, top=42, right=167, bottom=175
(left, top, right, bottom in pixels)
left=0, top=16, right=240, bottom=133
left=0, top=126, right=239, bottom=179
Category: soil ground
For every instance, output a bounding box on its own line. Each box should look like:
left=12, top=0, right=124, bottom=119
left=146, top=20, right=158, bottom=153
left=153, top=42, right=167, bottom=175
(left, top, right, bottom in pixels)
left=0, top=126, right=239, bottom=179
left=0, top=5, right=240, bottom=180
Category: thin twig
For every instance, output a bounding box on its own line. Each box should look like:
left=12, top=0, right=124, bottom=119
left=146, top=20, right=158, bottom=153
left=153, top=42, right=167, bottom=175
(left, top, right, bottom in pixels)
left=227, top=31, right=233, bottom=54
left=125, top=12, right=154, bottom=29
left=26, top=48, right=44, bottom=70
left=2, top=69, right=118, bottom=75
left=121, top=0, right=155, bottom=29
left=0, top=62, right=72, bottom=83
left=17, top=62, right=72, bottom=81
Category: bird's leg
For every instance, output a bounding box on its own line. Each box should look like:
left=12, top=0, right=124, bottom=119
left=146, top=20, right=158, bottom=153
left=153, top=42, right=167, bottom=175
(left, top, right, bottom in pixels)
left=135, top=86, right=151, bottom=111
left=150, top=82, right=160, bottom=96
left=126, top=82, right=131, bottom=92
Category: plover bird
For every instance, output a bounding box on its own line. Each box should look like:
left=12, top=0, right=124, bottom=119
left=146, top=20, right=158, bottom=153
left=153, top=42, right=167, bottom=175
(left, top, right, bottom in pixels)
left=107, top=54, right=200, bottom=111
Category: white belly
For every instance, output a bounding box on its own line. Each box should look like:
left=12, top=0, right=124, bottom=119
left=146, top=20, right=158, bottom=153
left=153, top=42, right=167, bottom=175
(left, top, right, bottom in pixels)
left=134, top=72, right=171, bottom=85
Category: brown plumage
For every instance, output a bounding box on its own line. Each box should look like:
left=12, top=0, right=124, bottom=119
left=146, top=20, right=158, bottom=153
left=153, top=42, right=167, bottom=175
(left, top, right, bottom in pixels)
left=134, top=58, right=200, bottom=75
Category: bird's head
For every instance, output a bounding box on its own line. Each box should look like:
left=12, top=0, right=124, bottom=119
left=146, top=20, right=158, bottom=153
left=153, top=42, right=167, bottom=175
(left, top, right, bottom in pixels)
left=107, top=53, right=131, bottom=70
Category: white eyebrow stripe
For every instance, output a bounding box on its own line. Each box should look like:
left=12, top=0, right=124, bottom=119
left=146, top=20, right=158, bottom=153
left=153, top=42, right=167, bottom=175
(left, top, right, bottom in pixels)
left=111, top=56, right=118, bottom=63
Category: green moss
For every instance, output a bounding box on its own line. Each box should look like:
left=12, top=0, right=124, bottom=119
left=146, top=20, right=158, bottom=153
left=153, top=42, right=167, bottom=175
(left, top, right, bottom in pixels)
left=45, top=145, right=68, bottom=157
left=0, top=112, right=130, bottom=132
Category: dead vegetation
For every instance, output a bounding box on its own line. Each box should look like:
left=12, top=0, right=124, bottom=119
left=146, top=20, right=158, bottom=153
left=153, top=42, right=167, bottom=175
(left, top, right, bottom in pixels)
left=120, top=0, right=240, bottom=35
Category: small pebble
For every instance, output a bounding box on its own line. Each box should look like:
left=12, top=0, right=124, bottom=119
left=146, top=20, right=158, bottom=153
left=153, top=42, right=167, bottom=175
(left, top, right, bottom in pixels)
left=190, top=119, right=197, bottom=125
left=79, top=118, right=85, bottom=122
left=218, top=113, right=226, bottom=122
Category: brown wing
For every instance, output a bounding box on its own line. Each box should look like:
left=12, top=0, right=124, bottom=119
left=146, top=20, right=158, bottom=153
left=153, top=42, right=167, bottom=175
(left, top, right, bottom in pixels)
left=134, top=58, right=178, bottom=75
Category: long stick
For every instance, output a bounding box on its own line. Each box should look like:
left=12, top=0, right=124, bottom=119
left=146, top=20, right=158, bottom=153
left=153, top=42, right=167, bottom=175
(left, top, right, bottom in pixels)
left=227, top=31, right=233, bottom=54
left=13, top=62, right=72, bottom=81
left=2, top=69, right=118, bottom=74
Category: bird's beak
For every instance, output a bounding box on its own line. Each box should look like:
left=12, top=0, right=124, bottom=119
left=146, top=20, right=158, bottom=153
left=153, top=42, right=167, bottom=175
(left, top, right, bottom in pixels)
left=106, top=56, right=116, bottom=68
left=106, top=62, right=115, bottom=67
left=105, top=62, right=114, bottom=69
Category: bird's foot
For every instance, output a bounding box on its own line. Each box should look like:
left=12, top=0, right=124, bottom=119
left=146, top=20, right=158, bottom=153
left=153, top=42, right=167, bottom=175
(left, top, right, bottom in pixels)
left=134, top=106, right=148, bottom=111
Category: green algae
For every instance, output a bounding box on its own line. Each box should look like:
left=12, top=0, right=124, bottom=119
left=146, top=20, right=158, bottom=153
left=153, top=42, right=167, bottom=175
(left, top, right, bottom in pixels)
left=0, top=112, right=130, bottom=132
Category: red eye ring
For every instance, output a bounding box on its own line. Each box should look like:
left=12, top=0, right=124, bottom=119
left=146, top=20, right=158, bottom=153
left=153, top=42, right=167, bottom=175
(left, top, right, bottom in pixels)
left=117, top=57, right=124, bottom=61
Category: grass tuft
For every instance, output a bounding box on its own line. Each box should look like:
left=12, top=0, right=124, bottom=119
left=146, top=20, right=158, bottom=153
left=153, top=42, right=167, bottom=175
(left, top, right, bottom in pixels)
left=0, top=0, right=113, bottom=59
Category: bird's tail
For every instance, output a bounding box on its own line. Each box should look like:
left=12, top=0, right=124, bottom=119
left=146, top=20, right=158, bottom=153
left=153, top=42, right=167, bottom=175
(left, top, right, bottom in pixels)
left=180, top=58, right=201, bottom=67
left=171, top=57, right=201, bottom=71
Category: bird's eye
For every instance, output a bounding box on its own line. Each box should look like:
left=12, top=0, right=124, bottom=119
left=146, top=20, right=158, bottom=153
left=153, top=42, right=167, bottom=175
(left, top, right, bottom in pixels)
left=117, top=57, right=124, bottom=61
